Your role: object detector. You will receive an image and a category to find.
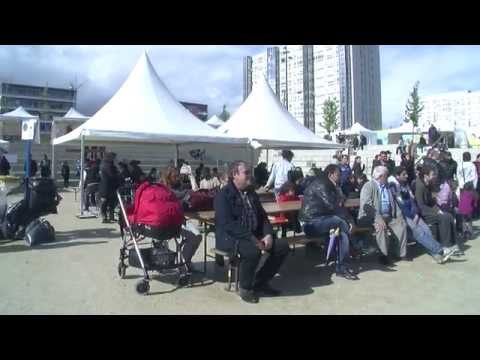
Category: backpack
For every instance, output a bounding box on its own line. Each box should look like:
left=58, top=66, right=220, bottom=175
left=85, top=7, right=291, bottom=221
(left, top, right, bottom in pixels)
left=128, top=182, right=184, bottom=229
left=1, top=199, right=29, bottom=239
left=186, top=189, right=215, bottom=211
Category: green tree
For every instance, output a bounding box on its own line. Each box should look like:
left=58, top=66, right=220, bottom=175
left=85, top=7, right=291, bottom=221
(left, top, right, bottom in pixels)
left=321, top=97, right=339, bottom=135
left=218, top=104, right=230, bottom=121
left=404, top=81, right=424, bottom=141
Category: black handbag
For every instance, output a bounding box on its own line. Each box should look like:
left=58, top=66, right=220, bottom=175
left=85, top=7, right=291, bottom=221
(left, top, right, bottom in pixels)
left=24, top=218, right=55, bottom=247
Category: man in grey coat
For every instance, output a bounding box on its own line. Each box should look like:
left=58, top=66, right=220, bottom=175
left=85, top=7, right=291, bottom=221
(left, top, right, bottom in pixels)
left=358, top=165, right=408, bottom=266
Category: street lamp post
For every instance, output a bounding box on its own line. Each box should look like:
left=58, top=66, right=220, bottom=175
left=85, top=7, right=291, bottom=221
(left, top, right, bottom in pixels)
left=283, top=46, right=290, bottom=110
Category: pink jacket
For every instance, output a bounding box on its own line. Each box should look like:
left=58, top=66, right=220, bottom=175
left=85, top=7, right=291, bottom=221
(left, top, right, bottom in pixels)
left=458, top=190, right=477, bottom=217
left=436, top=182, right=453, bottom=210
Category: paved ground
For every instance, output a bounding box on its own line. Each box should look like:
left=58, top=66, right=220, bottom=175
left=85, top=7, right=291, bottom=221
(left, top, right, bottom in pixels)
left=1, top=190, right=479, bottom=315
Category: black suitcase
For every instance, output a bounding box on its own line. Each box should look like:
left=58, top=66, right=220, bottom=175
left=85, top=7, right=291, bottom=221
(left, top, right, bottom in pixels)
left=24, top=218, right=55, bottom=247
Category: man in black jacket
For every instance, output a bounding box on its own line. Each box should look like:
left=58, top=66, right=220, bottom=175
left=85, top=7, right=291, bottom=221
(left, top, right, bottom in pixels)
left=415, top=165, right=463, bottom=255
left=99, top=153, right=121, bottom=223
left=299, top=164, right=357, bottom=280
left=214, top=160, right=290, bottom=304
left=421, top=148, right=445, bottom=191
left=0, top=154, right=11, bottom=176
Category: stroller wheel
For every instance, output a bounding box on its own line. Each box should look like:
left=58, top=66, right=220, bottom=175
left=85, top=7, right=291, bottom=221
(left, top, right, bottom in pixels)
left=117, top=262, right=126, bottom=279
left=136, top=280, right=150, bottom=295
left=178, top=274, right=191, bottom=287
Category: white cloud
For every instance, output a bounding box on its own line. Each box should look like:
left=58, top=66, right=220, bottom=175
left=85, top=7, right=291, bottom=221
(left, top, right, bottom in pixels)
left=2, top=45, right=478, bottom=129
left=0, top=45, right=268, bottom=118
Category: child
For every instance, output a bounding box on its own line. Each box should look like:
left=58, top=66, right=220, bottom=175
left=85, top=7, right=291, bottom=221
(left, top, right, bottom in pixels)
left=275, top=181, right=301, bottom=237
left=356, top=174, right=368, bottom=192
left=458, top=182, right=477, bottom=240
left=342, top=174, right=359, bottom=198
left=436, top=179, right=454, bottom=214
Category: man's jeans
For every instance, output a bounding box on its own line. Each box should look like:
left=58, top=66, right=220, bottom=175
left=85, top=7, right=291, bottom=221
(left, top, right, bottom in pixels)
left=303, top=215, right=350, bottom=271
left=406, top=217, right=442, bottom=255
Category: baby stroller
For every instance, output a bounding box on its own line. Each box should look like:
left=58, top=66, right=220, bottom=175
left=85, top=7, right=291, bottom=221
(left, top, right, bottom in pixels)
left=116, top=181, right=191, bottom=295
left=0, top=177, right=60, bottom=240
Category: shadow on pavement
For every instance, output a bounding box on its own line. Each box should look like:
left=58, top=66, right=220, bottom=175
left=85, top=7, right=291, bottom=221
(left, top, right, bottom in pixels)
left=55, top=228, right=119, bottom=241
left=0, top=240, right=108, bottom=253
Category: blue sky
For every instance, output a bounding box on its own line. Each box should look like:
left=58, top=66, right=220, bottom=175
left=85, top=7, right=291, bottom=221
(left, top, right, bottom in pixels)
left=0, top=45, right=479, bottom=128
left=380, top=45, right=480, bottom=127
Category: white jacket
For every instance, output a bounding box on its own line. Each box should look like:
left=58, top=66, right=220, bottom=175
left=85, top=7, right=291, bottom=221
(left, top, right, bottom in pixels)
left=266, top=159, right=294, bottom=190
left=459, top=161, right=478, bottom=190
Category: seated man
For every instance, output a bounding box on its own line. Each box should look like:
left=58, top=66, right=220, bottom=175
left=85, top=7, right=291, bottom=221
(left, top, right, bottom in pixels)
left=299, top=164, right=358, bottom=280
left=415, top=164, right=463, bottom=255
left=214, top=161, right=290, bottom=304
left=358, top=166, right=408, bottom=266
left=389, top=166, right=456, bottom=264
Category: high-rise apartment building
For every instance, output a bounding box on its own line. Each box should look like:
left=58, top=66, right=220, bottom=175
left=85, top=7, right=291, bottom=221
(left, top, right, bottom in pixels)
left=243, top=45, right=382, bottom=133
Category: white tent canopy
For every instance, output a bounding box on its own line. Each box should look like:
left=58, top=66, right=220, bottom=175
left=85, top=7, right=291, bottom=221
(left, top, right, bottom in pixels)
left=0, top=106, right=39, bottom=143
left=343, top=122, right=377, bottom=144
left=206, top=115, right=225, bottom=128
left=388, top=121, right=421, bottom=134
left=53, top=52, right=246, bottom=146
left=53, top=107, right=90, bottom=122
left=52, top=108, right=89, bottom=142
left=218, top=77, right=342, bottom=149
left=0, top=106, right=38, bottom=121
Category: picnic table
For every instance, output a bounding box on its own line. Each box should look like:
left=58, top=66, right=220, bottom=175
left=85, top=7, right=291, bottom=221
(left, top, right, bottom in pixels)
left=184, top=197, right=360, bottom=273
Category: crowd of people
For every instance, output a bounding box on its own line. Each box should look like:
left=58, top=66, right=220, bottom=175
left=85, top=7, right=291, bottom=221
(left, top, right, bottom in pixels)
left=336, top=134, right=368, bottom=150
left=7, top=141, right=477, bottom=304
left=212, top=145, right=480, bottom=303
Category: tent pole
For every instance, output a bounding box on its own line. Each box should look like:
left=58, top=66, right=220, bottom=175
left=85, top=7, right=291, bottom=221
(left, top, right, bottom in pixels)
left=51, top=121, right=55, bottom=182
left=266, top=149, right=269, bottom=168
left=174, top=144, right=179, bottom=167
left=51, top=143, right=55, bottom=182
left=79, top=132, right=85, bottom=216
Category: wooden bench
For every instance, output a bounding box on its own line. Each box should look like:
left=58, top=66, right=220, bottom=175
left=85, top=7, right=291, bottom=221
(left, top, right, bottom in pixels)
left=284, top=226, right=373, bottom=253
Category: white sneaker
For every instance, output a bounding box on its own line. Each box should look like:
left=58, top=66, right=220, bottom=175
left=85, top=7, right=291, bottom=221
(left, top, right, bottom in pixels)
left=432, top=253, right=445, bottom=264
left=440, top=247, right=455, bottom=263
left=449, top=245, right=464, bottom=256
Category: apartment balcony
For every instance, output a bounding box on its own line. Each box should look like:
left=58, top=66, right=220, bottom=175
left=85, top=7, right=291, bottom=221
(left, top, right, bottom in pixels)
left=1, top=94, right=74, bottom=103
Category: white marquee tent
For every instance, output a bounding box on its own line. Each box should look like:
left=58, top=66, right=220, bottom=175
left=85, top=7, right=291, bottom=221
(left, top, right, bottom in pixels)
left=343, top=122, right=377, bottom=145
left=52, top=107, right=90, bottom=141
left=53, top=51, right=247, bottom=216
left=53, top=52, right=244, bottom=146
left=0, top=106, right=38, bottom=120
left=0, top=106, right=39, bottom=142
left=205, top=115, right=225, bottom=129
left=388, top=121, right=421, bottom=134
left=218, top=77, right=342, bottom=150
left=54, top=107, right=90, bottom=122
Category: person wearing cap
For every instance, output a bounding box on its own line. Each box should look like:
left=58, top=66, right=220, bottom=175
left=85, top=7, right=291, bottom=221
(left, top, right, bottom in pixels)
left=264, top=149, right=294, bottom=198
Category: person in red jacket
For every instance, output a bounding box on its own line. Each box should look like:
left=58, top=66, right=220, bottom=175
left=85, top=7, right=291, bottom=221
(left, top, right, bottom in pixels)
left=275, top=181, right=301, bottom=237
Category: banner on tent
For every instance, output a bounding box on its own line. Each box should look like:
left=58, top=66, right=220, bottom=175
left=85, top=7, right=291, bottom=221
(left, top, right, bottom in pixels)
left=21, top=119, right=37, bottom=140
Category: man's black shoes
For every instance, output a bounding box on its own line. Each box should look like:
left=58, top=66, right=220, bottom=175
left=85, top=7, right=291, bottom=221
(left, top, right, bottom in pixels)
left=254, top=283, right=282, bottom=296
left=239, top=288, right=259, bottom=304
left=378, top=255, right=395, bottom=267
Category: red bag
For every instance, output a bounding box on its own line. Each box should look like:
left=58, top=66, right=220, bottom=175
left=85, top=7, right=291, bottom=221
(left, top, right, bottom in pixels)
left=188, top=190, right=215, bottom=211
left=128, top=182, right=184, bottom=228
